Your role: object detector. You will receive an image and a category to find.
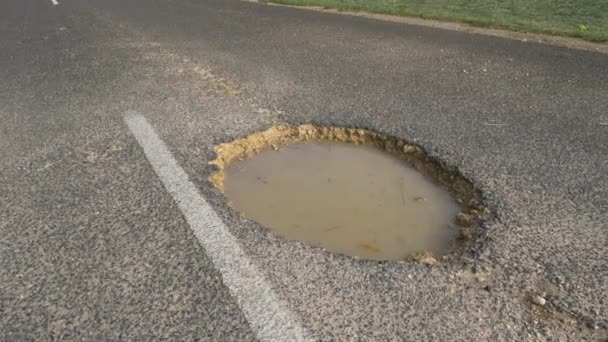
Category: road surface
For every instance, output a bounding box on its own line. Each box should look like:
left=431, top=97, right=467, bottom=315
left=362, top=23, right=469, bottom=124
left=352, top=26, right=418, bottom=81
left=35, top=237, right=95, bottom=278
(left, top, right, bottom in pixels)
left=1, top=0, right=607, bottom=340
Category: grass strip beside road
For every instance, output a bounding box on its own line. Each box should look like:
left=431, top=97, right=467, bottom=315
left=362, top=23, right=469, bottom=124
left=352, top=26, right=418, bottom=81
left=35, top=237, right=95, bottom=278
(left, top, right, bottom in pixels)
left=263, top=0, right=608, bottom=42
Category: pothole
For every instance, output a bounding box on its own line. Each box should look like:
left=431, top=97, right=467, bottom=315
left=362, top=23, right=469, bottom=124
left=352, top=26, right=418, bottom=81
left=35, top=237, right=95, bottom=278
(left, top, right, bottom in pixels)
left=210, top=125, right=487, bottom=262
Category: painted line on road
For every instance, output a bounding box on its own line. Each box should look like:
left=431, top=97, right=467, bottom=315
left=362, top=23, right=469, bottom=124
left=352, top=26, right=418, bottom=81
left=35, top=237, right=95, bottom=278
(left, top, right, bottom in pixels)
left=482, top=122, right=509, bottom=127
left=124, top=111, right=310, bottom=342
left=51, top=0, right=59, bottom=5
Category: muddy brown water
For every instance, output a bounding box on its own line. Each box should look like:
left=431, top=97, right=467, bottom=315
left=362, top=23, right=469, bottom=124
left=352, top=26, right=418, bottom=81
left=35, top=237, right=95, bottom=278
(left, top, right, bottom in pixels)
left=223, top=141, right=463, bottom=260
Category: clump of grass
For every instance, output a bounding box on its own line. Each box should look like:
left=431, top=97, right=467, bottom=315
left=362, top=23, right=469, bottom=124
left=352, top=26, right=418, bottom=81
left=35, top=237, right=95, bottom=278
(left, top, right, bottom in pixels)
left=265, top=0, right=608, bottom=42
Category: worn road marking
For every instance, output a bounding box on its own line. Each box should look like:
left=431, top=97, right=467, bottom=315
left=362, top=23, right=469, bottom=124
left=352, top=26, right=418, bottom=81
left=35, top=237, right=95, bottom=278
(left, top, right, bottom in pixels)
left=124, top=111, right=310, bottom=342
left=482, top=122, right=509, bottom=127
left=51, top=0, right=59, bottom=5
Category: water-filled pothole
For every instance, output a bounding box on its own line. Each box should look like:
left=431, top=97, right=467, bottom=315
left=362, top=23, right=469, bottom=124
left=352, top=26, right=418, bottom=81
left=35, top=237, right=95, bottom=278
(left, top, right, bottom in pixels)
left=210, top=125, right=486, bottom=262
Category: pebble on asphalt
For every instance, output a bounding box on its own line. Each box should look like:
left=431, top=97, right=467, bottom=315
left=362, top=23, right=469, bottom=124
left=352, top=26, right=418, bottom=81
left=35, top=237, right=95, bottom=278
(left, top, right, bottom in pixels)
left=532, top=295, right=547, bottom=306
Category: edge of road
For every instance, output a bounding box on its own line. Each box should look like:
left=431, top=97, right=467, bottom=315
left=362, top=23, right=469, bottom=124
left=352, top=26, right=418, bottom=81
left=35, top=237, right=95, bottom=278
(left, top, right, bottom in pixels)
left=244, top=0, right=608, bottom=55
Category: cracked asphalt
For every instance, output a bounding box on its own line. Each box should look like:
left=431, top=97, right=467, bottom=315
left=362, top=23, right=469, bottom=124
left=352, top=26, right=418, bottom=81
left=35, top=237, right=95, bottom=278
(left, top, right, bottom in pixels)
left=1, top=0, right=607, bottom=340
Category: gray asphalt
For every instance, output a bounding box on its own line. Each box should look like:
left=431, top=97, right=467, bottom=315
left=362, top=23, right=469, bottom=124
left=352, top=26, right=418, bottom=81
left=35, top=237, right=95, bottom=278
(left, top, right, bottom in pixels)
left=1, top=0, right=607, bottom=340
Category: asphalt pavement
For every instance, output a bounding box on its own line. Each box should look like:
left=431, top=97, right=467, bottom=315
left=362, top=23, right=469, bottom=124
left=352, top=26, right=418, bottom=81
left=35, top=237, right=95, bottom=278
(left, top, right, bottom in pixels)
left=1, top=0, right=607, bottom=340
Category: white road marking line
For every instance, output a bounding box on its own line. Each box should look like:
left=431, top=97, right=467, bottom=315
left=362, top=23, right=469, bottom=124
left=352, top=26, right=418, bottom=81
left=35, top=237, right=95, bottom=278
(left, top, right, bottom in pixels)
left=51, top=0, right=59, bottom=5
left=482, top=122, right=509, bottom=127
left=124, top=111, right=310, bottom=342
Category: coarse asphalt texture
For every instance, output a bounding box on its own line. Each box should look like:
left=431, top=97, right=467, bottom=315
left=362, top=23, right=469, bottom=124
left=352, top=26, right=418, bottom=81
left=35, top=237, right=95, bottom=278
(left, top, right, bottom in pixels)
left=1, top=0, right=607, bottom=340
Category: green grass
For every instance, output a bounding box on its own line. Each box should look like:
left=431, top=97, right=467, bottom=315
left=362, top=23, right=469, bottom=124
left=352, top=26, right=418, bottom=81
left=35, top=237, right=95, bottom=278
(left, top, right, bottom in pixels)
left=264, top=0, right=608, bottom=42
